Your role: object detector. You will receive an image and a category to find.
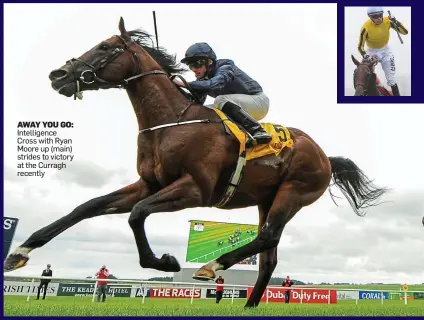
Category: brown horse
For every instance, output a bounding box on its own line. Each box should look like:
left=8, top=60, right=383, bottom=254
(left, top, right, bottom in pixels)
left=4, top=18, right=388, bottom=308
left=351, top=55, right=392, bottom=96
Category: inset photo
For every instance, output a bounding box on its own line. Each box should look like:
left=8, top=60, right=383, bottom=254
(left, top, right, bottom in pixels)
left=344, top=6, right=411, bottom=96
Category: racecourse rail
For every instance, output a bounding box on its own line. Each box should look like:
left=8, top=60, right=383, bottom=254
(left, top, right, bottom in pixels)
left=4, top=275, right=419, bottom=305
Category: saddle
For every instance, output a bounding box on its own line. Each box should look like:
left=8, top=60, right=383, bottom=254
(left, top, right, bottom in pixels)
left=213, top=108, right=293, bottom=161
left=212, top=108, right=294, bottom=207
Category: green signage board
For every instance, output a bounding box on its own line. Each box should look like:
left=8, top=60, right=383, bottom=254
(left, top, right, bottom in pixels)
left=57, top=283, right=131, bottom=297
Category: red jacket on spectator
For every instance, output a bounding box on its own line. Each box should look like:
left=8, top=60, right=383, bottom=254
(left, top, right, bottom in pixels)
left=215, top=276, right=224, bottom=292
left=282, top=276, right=294, bottom=293
left=95, top=265, right=109, bottom=285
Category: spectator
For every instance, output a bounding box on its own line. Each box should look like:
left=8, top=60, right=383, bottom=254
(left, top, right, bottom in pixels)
left=282, top=275, right=295, bottom=304
left=215, top=275, right=224, bottom=304
left=36, top=264, right=53, bottom=300
left=95, top=265, right=109, bottom=302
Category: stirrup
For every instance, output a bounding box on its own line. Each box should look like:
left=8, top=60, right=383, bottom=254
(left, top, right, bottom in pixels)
left=246, top=138, right=257, bottom=148
left=244, top=131, right=266, bottom=148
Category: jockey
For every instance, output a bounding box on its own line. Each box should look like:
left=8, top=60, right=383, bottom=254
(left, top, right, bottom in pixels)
left=357, top=7, right=408, bottom=96
left=175, top=42, right=272, bottom=146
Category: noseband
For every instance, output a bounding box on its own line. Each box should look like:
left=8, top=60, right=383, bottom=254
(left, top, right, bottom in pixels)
left=66, top=35, right=168, bottom=100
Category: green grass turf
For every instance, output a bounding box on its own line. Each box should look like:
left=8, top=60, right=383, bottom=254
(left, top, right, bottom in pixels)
left=4, top=296, right=424, bottom=316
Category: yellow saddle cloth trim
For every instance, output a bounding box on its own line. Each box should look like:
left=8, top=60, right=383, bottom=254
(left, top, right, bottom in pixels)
left=213, top=108, right=294, bottom=161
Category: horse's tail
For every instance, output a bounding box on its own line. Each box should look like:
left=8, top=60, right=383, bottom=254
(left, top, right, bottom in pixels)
left=328, top=156, right=389, bottom=217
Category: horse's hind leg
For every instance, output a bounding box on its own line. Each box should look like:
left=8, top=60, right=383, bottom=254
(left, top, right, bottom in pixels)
left=4, top=178, right=152, bottom=272
left=244, top=201, right=278, bottom=308
left=194, top=178, right=329, bottom=307
left=248, top=247, right=278, bottom=306
left=193, top=182, right=302, bottom=280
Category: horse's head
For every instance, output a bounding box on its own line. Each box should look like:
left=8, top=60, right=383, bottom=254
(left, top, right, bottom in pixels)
left=351, top=54, right=378, bottom=96
left=49, top=17, right=180, bottom=99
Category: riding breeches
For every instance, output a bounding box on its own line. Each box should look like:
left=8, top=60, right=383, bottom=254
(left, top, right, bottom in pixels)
left=206, top=92, right=270, bottom=121
left=366, top=45, right=397, bottom=87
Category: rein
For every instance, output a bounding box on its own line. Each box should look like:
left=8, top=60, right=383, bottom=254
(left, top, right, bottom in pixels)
left=65, top=34, right=220, bottom=132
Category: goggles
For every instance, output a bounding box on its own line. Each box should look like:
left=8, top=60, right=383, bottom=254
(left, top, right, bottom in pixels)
left=369, top=12, right=383, bottom=19
left=188, top=59, right=207, bottom=70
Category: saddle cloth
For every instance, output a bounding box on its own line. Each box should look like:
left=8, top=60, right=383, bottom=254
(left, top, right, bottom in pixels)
left=213, top=108, right=294, bottom=161
left=376, top=76, right=392, bottom=96
left=377, top=85, right=392, bottom=96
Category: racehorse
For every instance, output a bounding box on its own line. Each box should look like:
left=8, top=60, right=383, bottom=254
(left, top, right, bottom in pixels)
left=351, top=55, right=392, bottom=96
left=4, top=18, right=388, bottom=308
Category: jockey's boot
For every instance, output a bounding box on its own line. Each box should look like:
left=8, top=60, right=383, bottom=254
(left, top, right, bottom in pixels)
left=222, top=102, right=272, bottom=147
left=390, top=84, right=401, bottom=96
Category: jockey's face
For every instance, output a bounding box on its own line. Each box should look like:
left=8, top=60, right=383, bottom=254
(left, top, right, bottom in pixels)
left=188, top=59, right=208, bottom=79
left=369, top=14, right=383, bottom=25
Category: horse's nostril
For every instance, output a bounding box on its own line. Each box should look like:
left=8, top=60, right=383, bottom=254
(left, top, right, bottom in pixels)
left=49, top=69, right=68, bottom=81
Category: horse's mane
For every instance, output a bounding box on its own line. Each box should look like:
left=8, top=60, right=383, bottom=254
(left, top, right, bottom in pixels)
left=127, top=29, right=187, bottom=75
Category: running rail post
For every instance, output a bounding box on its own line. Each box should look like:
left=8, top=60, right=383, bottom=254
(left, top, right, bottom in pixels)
left=190, top=284, right=195, bottom=304
left=91, top=281, right=98, bottom=303
left=26, top=278, right=35, bottom=302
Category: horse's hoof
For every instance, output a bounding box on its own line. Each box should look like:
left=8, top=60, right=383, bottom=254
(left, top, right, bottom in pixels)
left=192, top=267, right=215, bottom=281
left=159, top=254, right=181, bottom=272
left=244, top=302, right=258, bottom=309
left=4, top=252, right=29, bottom=272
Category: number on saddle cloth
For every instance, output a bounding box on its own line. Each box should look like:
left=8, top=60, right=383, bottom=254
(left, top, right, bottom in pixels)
left=271, top=124, right=290, bottom=146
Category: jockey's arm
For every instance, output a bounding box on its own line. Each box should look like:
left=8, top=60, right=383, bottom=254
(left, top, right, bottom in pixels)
left=390, top=19, right=408, bottom=35
left=357, top=24, right=368, bottom=57
left=188, top=64, right=235, bottom=92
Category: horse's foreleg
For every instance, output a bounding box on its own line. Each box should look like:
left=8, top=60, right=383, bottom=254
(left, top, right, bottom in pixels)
left=4, top=178, right=152, bottom=272
left=128, top=173, right=203, bottom=272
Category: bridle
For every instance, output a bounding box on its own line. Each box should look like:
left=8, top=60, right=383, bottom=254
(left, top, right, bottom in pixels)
left=353, top=60, right=377, bottom=96
left=65, top=34, right=168, bottom=100
left=61, top=33, right=207, bottom=128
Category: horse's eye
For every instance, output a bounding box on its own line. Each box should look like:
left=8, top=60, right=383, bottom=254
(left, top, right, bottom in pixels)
left=99, top=44, right=109, bottom=51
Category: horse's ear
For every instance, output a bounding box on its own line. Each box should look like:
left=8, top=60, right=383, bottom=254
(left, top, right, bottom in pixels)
left=351, top=54, right=360, bottom=66
left=119, top=17, right=127, bottom=35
